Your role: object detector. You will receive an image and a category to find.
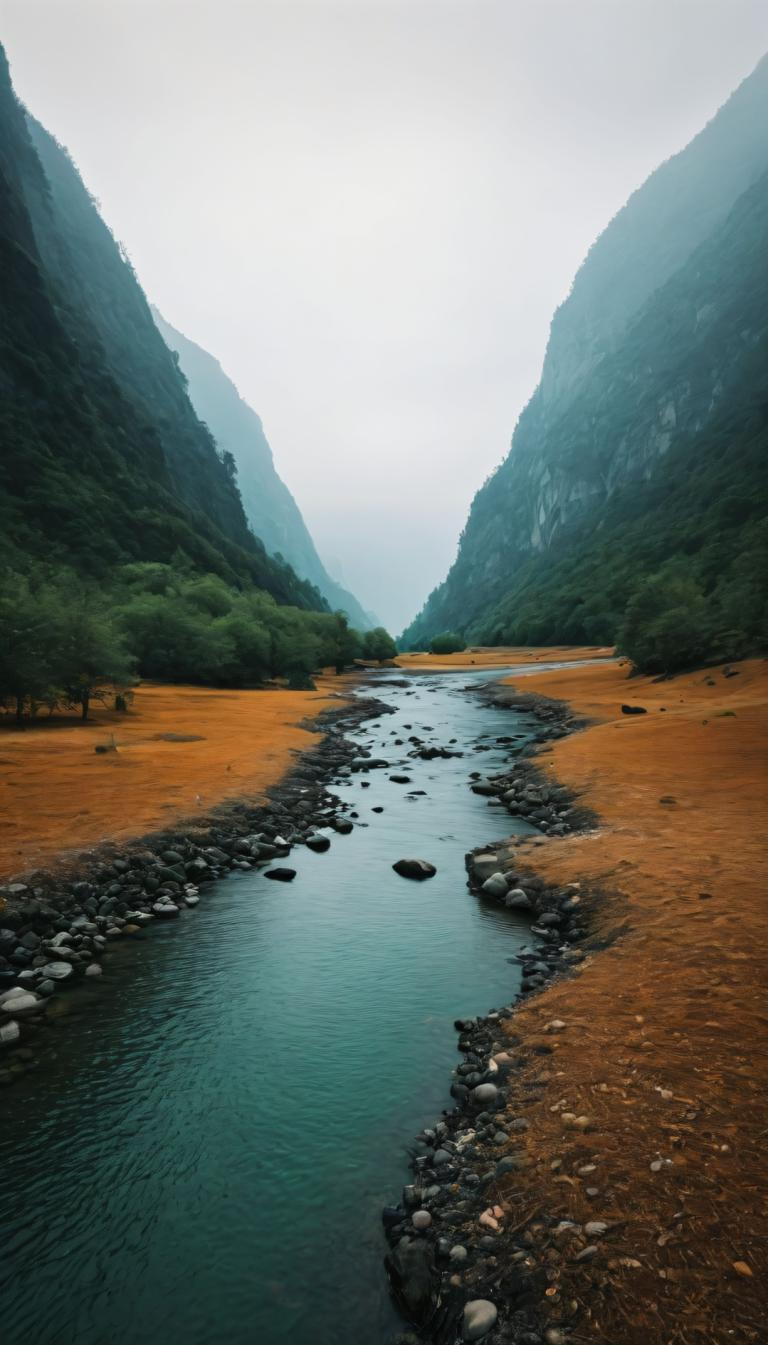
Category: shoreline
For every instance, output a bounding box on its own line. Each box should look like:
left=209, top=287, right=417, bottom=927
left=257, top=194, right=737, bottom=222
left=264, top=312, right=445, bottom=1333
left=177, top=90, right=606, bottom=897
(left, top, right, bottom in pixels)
left=383, top=658, right=767, bottom=1345
left=0, top=688, right=391, bottom=1073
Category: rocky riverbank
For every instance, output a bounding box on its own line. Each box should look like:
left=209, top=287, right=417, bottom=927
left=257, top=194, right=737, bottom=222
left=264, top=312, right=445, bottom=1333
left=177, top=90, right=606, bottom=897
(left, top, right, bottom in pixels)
left=382, top=687, right=602, bottom=1345
left=0, top=691, right=393, bottom=1080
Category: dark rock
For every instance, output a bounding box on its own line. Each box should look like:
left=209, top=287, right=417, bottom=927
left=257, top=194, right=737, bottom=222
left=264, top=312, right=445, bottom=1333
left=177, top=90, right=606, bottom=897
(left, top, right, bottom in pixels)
left=264, top=868, right=297, bottom=882
left=621, top=704, right=647, bottom=715
left=393, top=859, right=437, bottom=881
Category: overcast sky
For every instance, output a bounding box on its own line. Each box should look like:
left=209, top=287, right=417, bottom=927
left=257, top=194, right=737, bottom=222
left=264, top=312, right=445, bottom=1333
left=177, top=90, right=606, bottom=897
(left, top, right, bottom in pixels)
left=4, top=1, right=768, bottom=630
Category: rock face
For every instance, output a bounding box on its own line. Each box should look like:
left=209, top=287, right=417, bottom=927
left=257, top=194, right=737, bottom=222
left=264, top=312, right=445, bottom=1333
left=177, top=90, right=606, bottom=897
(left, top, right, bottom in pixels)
left=402, top=57, right=768, bottom=649
left=392, top=859, right=437, bottom=881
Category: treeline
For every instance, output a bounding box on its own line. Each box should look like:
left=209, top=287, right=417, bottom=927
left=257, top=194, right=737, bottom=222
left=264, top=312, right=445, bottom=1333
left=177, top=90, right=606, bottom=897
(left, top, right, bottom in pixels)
left=0, top=564, right=397, bottom=723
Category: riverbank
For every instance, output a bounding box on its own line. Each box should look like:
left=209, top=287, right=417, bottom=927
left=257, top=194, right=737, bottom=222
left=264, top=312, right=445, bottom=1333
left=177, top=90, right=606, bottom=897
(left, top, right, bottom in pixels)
left=397, top=647, right=613, bottom=671
left=386, top=657, right=767, bottom=1345
left=0, top=678, right=354, bottom=881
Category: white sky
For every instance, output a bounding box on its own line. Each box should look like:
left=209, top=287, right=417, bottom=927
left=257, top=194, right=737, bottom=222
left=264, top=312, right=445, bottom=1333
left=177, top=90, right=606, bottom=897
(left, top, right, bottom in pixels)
left=3, top=1, right=767, bottom=630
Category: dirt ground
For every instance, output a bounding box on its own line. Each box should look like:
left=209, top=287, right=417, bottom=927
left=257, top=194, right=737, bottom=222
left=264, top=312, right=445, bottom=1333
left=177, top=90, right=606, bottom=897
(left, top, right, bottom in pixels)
left=0, top=677, right=351, bottom=880
left=492, top=657, right=768, bottom=1344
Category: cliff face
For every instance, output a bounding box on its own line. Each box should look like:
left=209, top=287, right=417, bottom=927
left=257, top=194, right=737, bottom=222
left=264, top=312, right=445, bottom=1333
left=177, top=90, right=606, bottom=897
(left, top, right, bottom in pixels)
left=403, top=56, right=768, bottom=647
left=0, top=42, right=324, bottom=609
left=153, top=311, right=374, bottom=629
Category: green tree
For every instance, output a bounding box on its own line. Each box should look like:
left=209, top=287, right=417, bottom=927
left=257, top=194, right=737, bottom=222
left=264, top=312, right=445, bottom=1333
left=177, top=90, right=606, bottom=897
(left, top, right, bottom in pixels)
left=429, top=631, right=465, bottom=655
left=617, top=570, right=711, bottom=673
left=362, top=627, right=397, bottom=662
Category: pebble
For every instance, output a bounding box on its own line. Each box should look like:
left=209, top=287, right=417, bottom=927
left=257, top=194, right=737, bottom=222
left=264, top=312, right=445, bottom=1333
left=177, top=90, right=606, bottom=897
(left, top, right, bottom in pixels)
left=585, top=1221, right=608, bottom=1236
left=472, top=1083, right=498, bottom=1105
left=411, top=1210, right=432, bottom=1230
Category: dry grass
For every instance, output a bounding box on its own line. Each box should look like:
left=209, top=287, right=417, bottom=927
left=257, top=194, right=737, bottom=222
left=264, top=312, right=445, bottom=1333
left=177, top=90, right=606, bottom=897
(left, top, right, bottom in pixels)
left=397, top=645, right=614, bottom=670
left=491, top=658, right=768, bottom=1343
left=0, top=677, right=352, bottom=880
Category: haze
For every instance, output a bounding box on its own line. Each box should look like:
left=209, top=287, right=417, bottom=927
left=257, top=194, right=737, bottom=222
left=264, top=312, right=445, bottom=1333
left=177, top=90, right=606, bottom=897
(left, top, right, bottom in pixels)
left=4, top=0, right=767, bottom=631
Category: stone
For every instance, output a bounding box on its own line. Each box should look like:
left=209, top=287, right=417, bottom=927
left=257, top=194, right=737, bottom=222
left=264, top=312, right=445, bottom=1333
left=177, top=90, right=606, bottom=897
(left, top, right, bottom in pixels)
left=152, top=902, right=180, bottom=918
left=0, top=1020, right=21, bottom=1047
left=433, top=1148, right=452, bottom=1166
left=462, top=1299, right=498, bottom=1340
left=389, top=775, right=412, bottom=785
left=37, top=961, right=74, bottom=981
left=472, top=1083, right=498, bottom=1105
left=412, top=1210, right=432, bottom=1230
left=481, top=873, right=508, bottom=899
left=84, top=963, right=103, bottom=977
left=264, top=868, right=297, bottom=882
left=306, top=835, right=331, bottom=853
left=449, top=1244, right=468, bottom=1263
left=393, top=859, right=437, bottom=881
left=504, top=888, right=532, bottom=910
left=0, top=993, right=39, bottom=1015
left=621, top=704, right=647, bottom=715
left=584, top=1221, right=608, bottom=1236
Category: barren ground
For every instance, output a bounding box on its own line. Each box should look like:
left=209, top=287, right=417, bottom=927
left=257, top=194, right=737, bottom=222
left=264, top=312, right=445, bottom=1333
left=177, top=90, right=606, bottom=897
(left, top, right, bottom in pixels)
left=491, top=657, right=768, bottom=1344
left=0, top=678, right=350, bottom=880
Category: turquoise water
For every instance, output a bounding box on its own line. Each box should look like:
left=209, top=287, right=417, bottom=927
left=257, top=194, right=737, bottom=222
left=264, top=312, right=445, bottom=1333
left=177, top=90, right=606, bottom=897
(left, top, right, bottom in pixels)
left=0, top=667, right=553, bottom=1345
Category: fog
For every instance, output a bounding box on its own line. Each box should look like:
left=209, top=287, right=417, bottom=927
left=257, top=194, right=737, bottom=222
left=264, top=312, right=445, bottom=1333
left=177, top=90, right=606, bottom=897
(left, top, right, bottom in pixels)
left=4, top=1, right=767, bottom=630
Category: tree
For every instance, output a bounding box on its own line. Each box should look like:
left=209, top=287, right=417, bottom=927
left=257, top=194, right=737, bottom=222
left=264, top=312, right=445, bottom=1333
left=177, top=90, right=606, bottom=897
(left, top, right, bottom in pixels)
left=362, top=627, right=397, bottom=662
left=617, top=570, right=710, bottom=674
left=429, top=631, right=465, bottom=655
left=56, top=599, right=135, bottom=719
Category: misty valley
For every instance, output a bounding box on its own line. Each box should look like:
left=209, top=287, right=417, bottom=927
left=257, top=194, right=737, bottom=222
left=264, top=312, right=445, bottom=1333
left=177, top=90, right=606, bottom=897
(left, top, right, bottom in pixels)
left=0, top=12, right=766, bottom=1345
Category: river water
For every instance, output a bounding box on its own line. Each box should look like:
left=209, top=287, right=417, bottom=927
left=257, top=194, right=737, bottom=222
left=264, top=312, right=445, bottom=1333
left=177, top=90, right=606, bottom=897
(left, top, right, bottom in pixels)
left=0, top=665, right=567, bottom=1345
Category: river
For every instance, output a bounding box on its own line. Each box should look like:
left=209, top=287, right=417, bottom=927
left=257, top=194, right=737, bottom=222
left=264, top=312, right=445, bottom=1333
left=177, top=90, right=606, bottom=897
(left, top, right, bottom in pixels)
left=0, top=664, right=573, bottom=1345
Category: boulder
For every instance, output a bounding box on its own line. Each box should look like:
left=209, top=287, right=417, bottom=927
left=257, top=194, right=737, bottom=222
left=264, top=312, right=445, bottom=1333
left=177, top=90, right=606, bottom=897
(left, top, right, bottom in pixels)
left=264, top=868, right=297, bottom=882
left=306, top=835, right=331, bottom=853
left=37, top=961, right=74, bottom=981
left=463, top=1300, right=498, bottom=1340
left=472, top=1083, right=498, bottom=1105
left=481, top=873, right=508, bottom=899
left=393, top=859, right=437, bottom=881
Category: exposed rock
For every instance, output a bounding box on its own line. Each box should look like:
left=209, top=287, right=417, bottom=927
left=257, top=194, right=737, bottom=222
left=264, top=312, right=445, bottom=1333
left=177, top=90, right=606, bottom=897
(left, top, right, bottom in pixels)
left=462, top=1299, right=498, bottom=1340
left=393, top=859, right=437, bottom=881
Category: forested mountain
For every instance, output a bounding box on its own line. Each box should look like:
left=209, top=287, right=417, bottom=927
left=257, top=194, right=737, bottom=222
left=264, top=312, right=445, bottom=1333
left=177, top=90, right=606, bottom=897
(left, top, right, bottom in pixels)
left=152, top=310, right=373, bottom=628
left=0, top=42, right=323, bottom=609
left=403, top=56, right=768, bottom=665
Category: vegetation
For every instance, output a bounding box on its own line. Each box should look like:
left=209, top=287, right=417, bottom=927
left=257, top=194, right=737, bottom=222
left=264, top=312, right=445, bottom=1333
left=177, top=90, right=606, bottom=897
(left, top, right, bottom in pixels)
left=429, top=631, right=465, bottom=655
left=0, top=564, right=396, bottom=722
left=361, top=627, right=398, bottom=662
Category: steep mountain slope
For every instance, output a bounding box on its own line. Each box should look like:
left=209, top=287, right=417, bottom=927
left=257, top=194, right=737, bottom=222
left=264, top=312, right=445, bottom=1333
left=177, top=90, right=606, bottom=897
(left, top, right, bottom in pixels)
left=404, top=56, right=768, bottom=649
left=152, top=310, right=373, bottom=628
left=0, top=42, right=323, bottom=609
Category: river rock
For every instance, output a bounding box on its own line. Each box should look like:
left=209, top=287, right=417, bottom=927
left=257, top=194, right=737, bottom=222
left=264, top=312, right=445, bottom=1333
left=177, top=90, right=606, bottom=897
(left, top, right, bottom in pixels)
left=264, top=868, right=297, bottom=882
left=306, top=834, right=331, bottom=853
left=0, top=1020, right=21, bottom=1046
left=390, top=775, right=412, bottom=785
left=481, top=873, right=508, bottom=899
left=472, top=1083, right=498, bottom=1105
left=0, top=991, right=39, bottom=1015
left=392, top=859, right=437, bottom=881
left=504, top=888, right=532, bottom=909
left=84, top=963, right=103, bottom=977
left=152, top=901, right=180, bottom=918
left=38, top=961, right=74, bottom=981
left=412, top=1210, right=432, bottom=1230
left=462, top=1299, right=498, bottom=1340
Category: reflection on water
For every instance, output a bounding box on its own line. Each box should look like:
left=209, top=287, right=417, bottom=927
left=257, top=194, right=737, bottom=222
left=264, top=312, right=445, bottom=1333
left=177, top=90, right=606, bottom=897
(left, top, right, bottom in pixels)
left=0, top=667, right=555, bottom=1345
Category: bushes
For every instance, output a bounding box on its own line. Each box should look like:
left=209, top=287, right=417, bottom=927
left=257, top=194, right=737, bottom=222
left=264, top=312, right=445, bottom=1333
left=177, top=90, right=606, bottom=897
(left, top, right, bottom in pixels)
left=429, top=631, right=465, bottom=655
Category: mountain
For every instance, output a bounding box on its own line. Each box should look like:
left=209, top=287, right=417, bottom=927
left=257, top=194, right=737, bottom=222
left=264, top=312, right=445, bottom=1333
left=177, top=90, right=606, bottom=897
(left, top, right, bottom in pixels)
left=0, top=42, right=324, bottom=610
left=152, top=310, right=373, bottom=629
left=403, top=56, right=768, bottom=657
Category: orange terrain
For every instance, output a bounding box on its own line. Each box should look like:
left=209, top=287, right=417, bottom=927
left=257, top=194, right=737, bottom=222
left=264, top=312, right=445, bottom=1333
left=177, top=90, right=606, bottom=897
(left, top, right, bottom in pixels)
left=397, top=645, right=614, bottom=670
left=0, top=678, right=351, bottom=880
left=489, top=657, right=768, bottom=1344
